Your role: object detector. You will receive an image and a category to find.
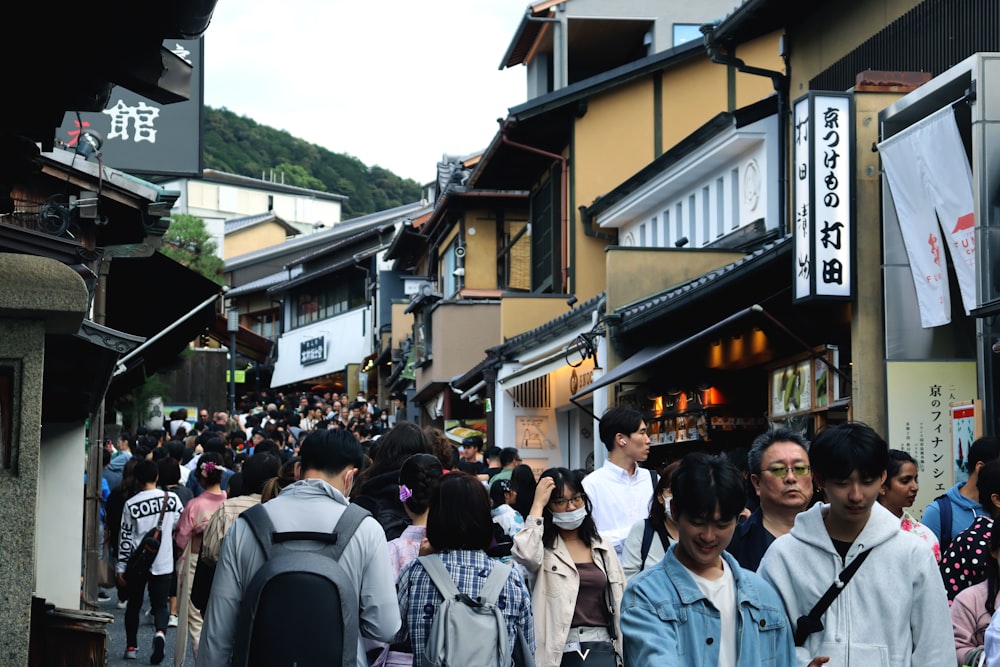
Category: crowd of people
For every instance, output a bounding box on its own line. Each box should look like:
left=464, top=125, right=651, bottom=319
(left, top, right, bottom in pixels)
left=100, top=395, right=1000, bottom=666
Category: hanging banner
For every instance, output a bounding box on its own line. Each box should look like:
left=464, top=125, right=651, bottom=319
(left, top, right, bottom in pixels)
left=878, top=106, right=976, bottom=327
left=792, top=92, right=855, bottom=302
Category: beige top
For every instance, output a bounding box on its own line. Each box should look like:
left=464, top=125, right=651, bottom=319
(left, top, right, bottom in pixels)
left=199, top=493, right=263, bottom=565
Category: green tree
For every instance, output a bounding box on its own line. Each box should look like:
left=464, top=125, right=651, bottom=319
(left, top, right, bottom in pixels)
left=160, top=213, right=226, bottom=285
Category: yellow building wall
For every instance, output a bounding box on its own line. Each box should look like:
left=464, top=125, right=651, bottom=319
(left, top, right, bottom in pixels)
left=225, top=225, right=290, bottom=259
left=462, top=208, right=499, bottom=290
left=787, top=0, right=921, bottom=95
left=391, top=301, right=412, bottom=349
left=606, top=248, right=745, bottom=312
left=734, top=31, right=786, bottom=104
left=661, top=58, right=730, bottom=151
left=500, top=297, right=567, bottom=340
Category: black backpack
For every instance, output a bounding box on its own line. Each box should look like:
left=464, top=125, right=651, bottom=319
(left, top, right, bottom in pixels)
left=231, top=503, right=371, bottom=667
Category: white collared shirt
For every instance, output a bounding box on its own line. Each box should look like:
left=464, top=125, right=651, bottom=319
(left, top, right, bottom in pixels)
left=582, top=459, right=656, bottom=555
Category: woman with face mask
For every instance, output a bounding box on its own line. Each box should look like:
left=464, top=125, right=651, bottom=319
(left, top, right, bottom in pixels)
left=512, top=467, right=625, bottom=667
left=621, top=460, right=680, bottom=581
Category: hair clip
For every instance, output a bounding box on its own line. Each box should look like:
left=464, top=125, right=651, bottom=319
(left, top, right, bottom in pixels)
left=399, top=484, right=413, bottom=502
left=202, top=461, right=217, bottom=473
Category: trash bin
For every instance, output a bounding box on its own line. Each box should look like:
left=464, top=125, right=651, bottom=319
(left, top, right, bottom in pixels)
left=31, top=597, right=114, bottom=667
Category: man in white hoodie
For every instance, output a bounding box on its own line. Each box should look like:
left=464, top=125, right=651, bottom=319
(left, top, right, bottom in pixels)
left=758, top=422, right=953, bottom=667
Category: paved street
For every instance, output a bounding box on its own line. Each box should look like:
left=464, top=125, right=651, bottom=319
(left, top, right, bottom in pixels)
left=98, top=587, right=196, bottom=667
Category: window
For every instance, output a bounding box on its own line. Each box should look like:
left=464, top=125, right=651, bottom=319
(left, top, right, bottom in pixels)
left=673, top=24, right=702, bottom=46
left=501, top=215, right=532, bottom=291
left=291, top=273, right=367, bottom=330
left=251, top=311, right=279, bottom=338
left=530, top=165, right=562, bottom=292
left=441, top=238, right=459, bottom=297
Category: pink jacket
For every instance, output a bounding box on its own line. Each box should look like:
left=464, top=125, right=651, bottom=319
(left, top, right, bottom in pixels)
left=951, top=580, right=999, bottom=666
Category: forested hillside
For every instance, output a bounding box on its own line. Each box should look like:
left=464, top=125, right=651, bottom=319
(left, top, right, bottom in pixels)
left=203, top=106, right=422, bottom=218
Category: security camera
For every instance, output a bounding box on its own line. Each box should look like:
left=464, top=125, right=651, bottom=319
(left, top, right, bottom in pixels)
left=453, top=267, right=465, bottom=277
left=455, top=244, right=466, bottom=258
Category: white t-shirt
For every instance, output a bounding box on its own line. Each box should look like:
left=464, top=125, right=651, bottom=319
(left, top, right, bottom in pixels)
left=689, top=560, right=737, bottom=667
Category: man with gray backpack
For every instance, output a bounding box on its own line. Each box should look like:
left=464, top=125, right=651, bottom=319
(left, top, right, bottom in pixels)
left=196, top=429, right=400, bottom=666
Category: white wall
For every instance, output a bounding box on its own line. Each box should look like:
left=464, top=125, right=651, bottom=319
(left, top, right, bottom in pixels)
left=35, top=422, right=87, bottom=609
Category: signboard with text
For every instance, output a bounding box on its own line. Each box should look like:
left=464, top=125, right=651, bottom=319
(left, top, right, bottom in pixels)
left=885, top=361, right=977, bottom=519
left=55, top=39, right=204, bottom=177
left=300, top=336, right=327, bottom=366
left=792, top=91, right=855, bottom=302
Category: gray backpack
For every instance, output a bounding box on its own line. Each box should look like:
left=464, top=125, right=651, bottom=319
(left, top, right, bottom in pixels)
left=418, top=554, right=512, bottom=667
left=231, top=503, right=370, bottom=667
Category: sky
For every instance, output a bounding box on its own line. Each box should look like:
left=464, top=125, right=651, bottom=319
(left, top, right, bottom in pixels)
left=203, top=0, right=531, bottom=184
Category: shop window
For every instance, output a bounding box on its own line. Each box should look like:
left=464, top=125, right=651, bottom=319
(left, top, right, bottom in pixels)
left=291, top=273, right=367, bottom=330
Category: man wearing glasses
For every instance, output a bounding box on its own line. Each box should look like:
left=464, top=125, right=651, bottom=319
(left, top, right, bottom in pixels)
left=728, top=428, right=814, bottom=570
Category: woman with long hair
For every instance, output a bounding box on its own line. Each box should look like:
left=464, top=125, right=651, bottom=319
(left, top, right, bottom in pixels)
left=878, top=448, right=940, bottom=561
left=173, top=451, right=226, bottom=661
left=512, top=467, right=625, bottom=667
left=621, top=459, right=680, bottom=580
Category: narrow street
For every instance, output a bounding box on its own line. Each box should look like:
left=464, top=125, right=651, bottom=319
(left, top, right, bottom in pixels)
left=98, top=589, right=196, bottom=667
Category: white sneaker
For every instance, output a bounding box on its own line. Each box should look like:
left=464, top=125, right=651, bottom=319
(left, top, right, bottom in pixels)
left=167, top=614, right=178, bottom=628
left=116, top=599, right=127, bottom=609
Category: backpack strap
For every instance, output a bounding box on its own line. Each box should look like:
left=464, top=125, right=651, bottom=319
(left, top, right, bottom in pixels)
left=649, top=468, right=657, bottom=493
left=419, top=554, right=511, bottom=606
left=936, top=495, right=953, bottom=547
left=240, top=502, right=371, bottom=561
left=639, top=519, right=655, bottom=572
left=479, top=561, right=513, bottom=605
left=793, top=548, right=872, bottom=646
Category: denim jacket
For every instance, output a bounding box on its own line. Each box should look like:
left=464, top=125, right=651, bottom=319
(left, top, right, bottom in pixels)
left=621, top=545, right=795, bottom=666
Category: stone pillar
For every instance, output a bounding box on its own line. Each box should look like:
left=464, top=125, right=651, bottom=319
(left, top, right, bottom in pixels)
left=0, top=255, right=87, bottom=663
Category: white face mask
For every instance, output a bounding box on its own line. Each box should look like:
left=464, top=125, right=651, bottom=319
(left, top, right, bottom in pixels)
left=662, top=494, right=673, bottom=521
left=551, top=506, right=587, bottom=530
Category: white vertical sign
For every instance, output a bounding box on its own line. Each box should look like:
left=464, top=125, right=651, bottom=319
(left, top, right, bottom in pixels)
left=793, top=92, right=855, bottom=302
left=793, top=96, right=812, bottom=300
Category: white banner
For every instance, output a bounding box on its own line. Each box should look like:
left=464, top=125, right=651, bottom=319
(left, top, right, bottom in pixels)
left=879, top=107, right=976, bottom=328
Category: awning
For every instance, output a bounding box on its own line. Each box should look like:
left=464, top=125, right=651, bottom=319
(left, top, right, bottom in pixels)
left=569, top=305, right=763, bottom=403
left=499, top=337, right=590, bottom=388
left=204, top=314, right=274, bottom=363
left=105, top=253, right=223, bottom=399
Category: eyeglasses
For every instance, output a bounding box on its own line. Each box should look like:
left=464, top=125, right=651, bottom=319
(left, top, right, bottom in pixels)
left=550, top=494, right=585, bottom=509
left=763, top=464, right=811, bottom=478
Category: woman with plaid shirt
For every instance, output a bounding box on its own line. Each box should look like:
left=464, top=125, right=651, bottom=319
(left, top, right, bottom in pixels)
left=395, top=472, right=535, bottom=665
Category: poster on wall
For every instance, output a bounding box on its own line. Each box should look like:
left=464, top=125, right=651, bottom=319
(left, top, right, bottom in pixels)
left=885, top=361, right=977, bottom=519
left=769, top=359, right=812, bottom=417
left=950, top=400, right=982, bottom=485
left=515, top=416, right=552, bottom=449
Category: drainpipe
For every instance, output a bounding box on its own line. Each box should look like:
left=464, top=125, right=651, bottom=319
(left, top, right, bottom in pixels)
left=701, top=23, right=790, bottom=236
left=500, top=129, right=570, bottom=294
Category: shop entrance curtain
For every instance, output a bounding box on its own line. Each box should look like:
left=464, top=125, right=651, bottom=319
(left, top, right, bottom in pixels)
left=878, top=106, right=976, bottom=328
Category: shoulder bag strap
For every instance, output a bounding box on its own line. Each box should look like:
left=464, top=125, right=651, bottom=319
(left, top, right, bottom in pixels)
left=794, top=549, right=872, bottom=646
left=937, top=495, right=953, bottom=546
left=639, top=519, right=655, bottom=572
left=156, top=491, right=169, bottom=529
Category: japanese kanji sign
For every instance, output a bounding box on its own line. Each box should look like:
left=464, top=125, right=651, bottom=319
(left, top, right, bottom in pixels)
left=55, top=39, right=204, bottom=177
left=885, top=361, right=977, bottom=520
left=792, top=92, right=855, bottom=302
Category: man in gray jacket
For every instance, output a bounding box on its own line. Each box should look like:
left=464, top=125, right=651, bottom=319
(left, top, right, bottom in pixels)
left=196, top=429, right=401, bottom=666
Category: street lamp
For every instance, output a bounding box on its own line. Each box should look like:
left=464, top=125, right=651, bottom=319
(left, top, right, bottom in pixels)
left=227, top=306, right=238, bottom=417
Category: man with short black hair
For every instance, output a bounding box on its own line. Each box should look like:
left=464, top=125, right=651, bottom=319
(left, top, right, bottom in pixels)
left=758, top=422, right=952, bottom=666
left=488, top=447, right=522, bottom=488
left=197, top=429, right=401, bottom=666
left=622, top=452, right=796, bottom=665
left=117, top=459, right=183, bottom=663
left=583, top=406, right=655, bottom=556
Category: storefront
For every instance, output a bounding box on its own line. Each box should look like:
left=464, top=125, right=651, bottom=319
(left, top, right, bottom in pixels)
left=491, top=294, right=606, bottom=473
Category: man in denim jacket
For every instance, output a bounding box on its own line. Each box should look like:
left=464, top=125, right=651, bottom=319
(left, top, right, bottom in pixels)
left=621, top=452, right=795, bottom=666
